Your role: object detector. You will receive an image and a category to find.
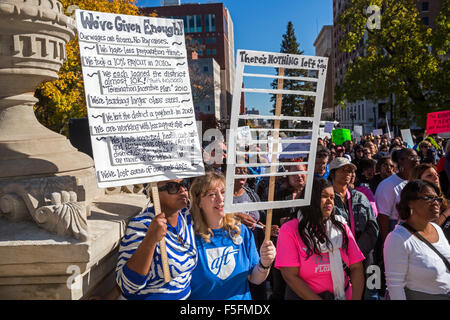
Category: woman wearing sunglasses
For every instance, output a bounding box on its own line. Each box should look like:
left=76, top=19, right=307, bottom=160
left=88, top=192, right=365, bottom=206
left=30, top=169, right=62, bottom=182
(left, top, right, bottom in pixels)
left=188, top=171, right=276, bottom=300
left=115, top=178, right=198, bottom=300
left=384, top=179, right=450, bottom=300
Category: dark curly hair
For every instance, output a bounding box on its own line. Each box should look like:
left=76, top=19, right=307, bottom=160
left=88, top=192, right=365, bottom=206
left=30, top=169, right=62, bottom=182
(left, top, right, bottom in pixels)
left=396, top=179, right=441, bottom=220
left=297, top=177, right=349, bottom=259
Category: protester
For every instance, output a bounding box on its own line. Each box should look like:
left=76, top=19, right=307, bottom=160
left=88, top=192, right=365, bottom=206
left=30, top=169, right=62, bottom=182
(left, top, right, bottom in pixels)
left=363, top=147, right=373, bottom=160
left=375, top=148, right=420, bottom=245
left=329, top=157, right=379, bottom=299
left=115, top=179, right=197, bottom=300
left=329, top=147, right=337, bottom=162
left=336, top=146, right=346, bottom=159
left=352, top=144, right=365, bottom=169
left=233, top=164, right=272, bottom=299
left=270, top=163, right=307, bottom=300
left=409, top=163, right=450, bottom=241
left=314, top=145, right=330, bottom=179
left=356, top=158, right=377, bottom=188
left=370, top=157, right=396, bottom=194
left=436, top=140, right=450, bottom=199
left=188, top=171, right=276, bottom=300
left=384, top=180, right=450, bottom=300
left=275, top=177, right=365, bottom=300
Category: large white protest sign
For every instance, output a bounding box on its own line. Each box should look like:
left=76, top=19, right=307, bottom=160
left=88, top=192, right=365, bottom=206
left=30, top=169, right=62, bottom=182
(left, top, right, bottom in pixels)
left=224, top=50, right=328, bottom=215
left=76, top=10, right=204, bottom=188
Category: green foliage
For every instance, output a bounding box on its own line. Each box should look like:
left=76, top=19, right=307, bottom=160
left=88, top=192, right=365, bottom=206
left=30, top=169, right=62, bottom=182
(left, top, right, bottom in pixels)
left=271, top=21, right=312, bottom=128
left=34, top=0, right=139, bottom=135
left=335, top=0, right=450, bottom=128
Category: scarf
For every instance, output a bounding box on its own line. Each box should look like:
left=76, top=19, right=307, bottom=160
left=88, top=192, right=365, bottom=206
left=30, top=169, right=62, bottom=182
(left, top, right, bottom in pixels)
left=298, top=212, right=348, bottom=300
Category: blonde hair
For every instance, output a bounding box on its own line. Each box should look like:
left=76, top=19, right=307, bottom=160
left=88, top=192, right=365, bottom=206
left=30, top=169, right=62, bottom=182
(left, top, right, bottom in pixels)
left=189, top=171, right=241, bottom=243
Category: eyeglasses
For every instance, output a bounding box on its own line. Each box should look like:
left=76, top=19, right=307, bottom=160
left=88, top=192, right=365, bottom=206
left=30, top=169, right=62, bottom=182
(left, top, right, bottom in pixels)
left=416, top=196, right=443, bottom=204
left=158, top=179, right=190, bottom=194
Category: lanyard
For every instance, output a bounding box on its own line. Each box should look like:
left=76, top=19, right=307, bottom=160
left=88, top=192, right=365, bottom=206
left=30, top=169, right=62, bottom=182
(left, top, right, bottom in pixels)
left=346, top=189, right=356, bottom=236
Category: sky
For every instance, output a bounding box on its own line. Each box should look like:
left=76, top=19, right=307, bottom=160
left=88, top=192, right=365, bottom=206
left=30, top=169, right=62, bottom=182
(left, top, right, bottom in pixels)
left=136, top=0, right=334, bottom=114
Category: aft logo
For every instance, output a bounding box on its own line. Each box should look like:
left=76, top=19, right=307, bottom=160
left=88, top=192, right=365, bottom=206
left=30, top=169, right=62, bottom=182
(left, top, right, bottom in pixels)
left=206, top=246, right=239, bottom=280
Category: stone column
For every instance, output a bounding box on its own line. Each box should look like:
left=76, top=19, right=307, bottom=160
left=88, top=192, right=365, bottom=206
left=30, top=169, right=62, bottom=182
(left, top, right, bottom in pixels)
left=0, top=0, right=147, bottom=299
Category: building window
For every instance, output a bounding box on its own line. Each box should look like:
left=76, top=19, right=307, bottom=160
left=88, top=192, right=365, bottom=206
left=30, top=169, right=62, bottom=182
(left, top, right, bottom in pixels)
left=211, top=37, right=216, bottom=44
left=207, top=105, right=211, bottom=112
left=212, top=49, right=217, bottom=55
left=206, top=49, right=211, bottom=55
left=422, top=2, right=429, bottom=11
left=184, top=15, right=202, bottom=33
left=205, top=37, right=210, bottom=44
left=205, top=14, right=216, bottom=32
left=422, top=16, right=429, bottom=27
left=224, top=16, right=228, bottom=36
left=197, top=49, right=203, bottom=56
left=203, top=66, right=209, bottom=72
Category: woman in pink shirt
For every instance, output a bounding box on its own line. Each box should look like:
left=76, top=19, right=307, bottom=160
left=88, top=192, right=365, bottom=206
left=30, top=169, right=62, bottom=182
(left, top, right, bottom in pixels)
left=275, top=177, right=365, bottom=300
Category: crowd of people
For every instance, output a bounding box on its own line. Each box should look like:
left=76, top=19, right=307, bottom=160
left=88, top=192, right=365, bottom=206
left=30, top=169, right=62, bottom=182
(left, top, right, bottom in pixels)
left=109, top=132, right=450, bottom=300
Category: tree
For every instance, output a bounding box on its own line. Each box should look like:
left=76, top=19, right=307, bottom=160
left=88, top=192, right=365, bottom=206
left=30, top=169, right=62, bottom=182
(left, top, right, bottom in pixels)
left=335, top=0, right=450, bottom=128
left=271, top=21, right=312, bottom=129
left=34, top=0, right=141, bottom=135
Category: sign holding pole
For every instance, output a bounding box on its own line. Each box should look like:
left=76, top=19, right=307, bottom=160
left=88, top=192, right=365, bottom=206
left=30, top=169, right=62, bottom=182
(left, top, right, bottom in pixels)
left=265, top=68, right=284, bottom=241
left=76, top=10, right=205, bottom=283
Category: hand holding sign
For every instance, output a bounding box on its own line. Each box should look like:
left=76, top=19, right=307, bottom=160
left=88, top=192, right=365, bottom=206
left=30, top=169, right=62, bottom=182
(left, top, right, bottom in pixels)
left=76, top=10, right=204, bottom=285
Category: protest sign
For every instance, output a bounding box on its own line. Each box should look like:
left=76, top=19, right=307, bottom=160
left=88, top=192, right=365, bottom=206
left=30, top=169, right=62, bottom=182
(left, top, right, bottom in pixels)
left=373, top=129, right=383, bottom=136
left=324, top=121, right=334, bottom=133
left=76, top=10, right=205, bottom=283
left=426, top=110, right=450, bottom=135
left=332, top=128, right=351, bottom=145
left=224, top=49, right=328, bottom=238
left=401, top=129, right=414, bottom=147
left=353, top=125, right=363, bottom=141
left=76, top=10, right=204, bottom=188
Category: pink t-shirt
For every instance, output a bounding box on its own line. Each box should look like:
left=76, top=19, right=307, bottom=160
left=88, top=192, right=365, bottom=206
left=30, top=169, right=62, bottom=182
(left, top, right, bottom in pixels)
left=275, top=218, right=365, bottom=300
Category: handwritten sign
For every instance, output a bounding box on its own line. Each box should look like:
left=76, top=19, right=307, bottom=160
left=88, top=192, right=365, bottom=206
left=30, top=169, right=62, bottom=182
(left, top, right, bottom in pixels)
left=224, top=50, right=328, bottom=213
left=332, top=128, right=351, bottom=146
left=76, top=10, right=204, bottom=188
left=426, top=110, right=450, bottom=135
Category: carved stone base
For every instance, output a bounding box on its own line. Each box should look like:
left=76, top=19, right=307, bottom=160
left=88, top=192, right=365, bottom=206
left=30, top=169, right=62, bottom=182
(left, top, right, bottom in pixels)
left=0, top=193, right=148, bottom=299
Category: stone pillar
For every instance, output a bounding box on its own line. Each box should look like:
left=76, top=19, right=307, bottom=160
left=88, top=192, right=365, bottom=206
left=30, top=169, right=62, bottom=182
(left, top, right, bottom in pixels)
left=0, top=0, right=147, bottom=299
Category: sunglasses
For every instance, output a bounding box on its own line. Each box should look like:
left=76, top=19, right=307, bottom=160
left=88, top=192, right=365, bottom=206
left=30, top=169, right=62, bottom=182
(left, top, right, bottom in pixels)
left=158, top=179, right=190, bottom=194
left=416, top=196, right=443, bottom=204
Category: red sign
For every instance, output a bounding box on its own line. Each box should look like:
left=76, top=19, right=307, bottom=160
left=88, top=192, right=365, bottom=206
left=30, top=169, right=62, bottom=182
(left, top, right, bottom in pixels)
left=426, top=110, right=450, bottom=135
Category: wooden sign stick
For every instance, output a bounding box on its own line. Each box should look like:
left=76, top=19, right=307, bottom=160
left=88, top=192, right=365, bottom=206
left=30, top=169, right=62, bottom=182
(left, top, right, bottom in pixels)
left=265, top=68, right=284, bottom=241
left=150, top=182, right=172, bottom=283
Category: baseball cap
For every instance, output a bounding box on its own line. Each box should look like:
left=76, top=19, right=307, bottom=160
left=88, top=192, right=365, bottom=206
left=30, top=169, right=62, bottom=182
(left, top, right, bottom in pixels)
left=329, top=157, right=357, bottom=171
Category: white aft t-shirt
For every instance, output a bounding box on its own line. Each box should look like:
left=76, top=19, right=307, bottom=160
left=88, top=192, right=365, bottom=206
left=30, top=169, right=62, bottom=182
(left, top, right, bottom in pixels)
left=384, top=222, right=450, bottom=300
left=374, top=173, right=407, bottom=221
